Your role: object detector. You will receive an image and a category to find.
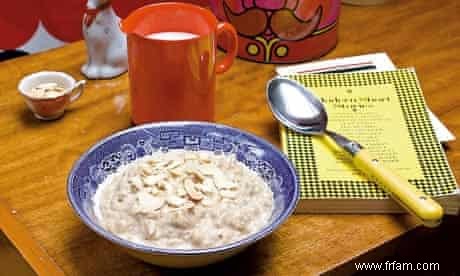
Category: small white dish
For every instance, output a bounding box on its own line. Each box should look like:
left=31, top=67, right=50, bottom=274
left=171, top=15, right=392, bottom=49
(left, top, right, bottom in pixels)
left=18, top=71, right=86, bottom=120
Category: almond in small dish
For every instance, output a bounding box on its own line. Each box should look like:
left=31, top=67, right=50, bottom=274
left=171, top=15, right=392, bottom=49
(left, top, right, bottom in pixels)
left=27, top=82, right=66, bottom=98
left=17, top=71, right=85, bottom=120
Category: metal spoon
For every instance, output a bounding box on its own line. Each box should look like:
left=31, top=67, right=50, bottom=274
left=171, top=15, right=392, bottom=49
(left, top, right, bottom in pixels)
left=266, top=77, right=443, bottom=227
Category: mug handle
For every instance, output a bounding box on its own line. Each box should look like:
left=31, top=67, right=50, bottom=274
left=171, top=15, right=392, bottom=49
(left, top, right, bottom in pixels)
left=215, top=22, right=238, bottom=74
left=70, top=80, right=86, bottom=103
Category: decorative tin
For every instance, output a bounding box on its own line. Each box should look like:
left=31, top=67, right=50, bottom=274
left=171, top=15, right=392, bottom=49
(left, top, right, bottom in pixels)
left=210, top=0, right=340, bottom=64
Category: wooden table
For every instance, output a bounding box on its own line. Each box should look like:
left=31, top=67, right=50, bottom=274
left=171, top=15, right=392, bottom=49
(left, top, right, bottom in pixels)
left=1, top=1, right=459, bottom=275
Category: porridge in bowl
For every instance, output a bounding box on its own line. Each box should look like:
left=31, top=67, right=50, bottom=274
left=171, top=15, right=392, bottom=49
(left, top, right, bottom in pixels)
left=93, top=150, right=274, bottom=249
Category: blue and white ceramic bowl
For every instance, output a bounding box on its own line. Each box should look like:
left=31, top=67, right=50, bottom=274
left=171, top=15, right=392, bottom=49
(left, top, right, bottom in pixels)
left=67, top=122, right=299, bottom=268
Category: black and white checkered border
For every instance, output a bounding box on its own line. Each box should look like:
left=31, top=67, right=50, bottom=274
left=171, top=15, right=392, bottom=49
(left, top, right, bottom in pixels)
left=285, top=70, right=456, bottom=199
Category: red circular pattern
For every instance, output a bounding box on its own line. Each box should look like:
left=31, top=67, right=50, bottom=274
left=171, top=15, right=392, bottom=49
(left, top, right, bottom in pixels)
left=0, top=0, right=210, bottom=50
left=40, top=0, right=86, bottom=42
left=0, top=2, right=41, bottom=49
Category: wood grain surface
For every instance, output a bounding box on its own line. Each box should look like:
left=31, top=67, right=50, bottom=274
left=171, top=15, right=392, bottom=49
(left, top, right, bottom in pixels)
left=0, top=1, right=459, bottom=275
left=0, top=198, right=64, bottom=275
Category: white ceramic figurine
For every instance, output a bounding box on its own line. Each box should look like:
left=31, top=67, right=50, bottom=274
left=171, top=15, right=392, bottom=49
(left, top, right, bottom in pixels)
left=81, top=0, right=128, bottom=79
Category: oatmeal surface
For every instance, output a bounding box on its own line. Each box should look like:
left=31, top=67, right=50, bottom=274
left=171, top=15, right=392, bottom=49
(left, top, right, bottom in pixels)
left=94, top=150, right=274, bottom=249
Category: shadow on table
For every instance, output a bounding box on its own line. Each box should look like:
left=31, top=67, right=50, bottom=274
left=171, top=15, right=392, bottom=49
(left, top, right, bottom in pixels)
left=327, top=215, right=460, bottom=276
left=156, top=240, right=271, bottom=276
left=18, top=108, right=48, bottom=128
left=66, top=221, right=273, bottom=276
left=18, top=107, right=80, bottom=128
left=0, top=231, right=36, bottom=276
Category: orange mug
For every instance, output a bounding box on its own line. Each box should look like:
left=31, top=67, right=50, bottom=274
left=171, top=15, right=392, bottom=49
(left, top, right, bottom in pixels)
left=121, top=3, right=238, bottom=124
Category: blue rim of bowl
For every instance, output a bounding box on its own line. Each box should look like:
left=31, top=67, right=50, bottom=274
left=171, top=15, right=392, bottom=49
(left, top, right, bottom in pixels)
left=67, top=121, right=299, bottom=255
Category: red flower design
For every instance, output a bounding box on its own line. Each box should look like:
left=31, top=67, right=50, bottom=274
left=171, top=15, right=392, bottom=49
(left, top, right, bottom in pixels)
left=0, top=2, right=41, bottom=49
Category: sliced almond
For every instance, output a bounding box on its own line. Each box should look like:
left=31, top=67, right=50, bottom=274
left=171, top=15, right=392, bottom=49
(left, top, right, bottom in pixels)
left=148, top=186, right=160, bottom=196
left=182, top=202, right=195, bottom=209
left=201, top=196, right=218, bottom=206
left=169, top=167, right=184, bottom=177
left=156, top=180, right=170, bottom=191
left=128, top=176, right=143, bottom=192
left=36, top=82, right=59, bottom=89
left=166, top=195, right=186, bottom=207
left=219, top=189, right=238, bottom=199
left=219, top=181, right=238, bottom=190
left=163, top=182, right=173, bottom=193
left=143, top=173, right=166, bottom=186
left=140, top=163, right=153, bottom=176
left=166, top=160, right=183, bottom=170
left=129, top=175, right=142, bottom=185
left=29, top=82, right=66, bottom=98
left=184, top=179, right=203, bottom=201
left=176, top=184, right=187, bottom=197
left=198, top=179, right=218, bottom=195
left=145, top=156, right=158, bottom=165
left=154, top=160, right=171, bottom=169
left=32, top=87, right=45, bottom=92
left=198, top=152, right=211, bottom=163
left=213, top=172, right=238, bottom=190
left=170, top=201, right=195, bottom=212
left=135, top=192, right=165, bottom=213
left=143, top=220, right=157, bottom=240
left=198, top=164, right=220, bottom=176
left=188, top=169, right=205, bottom=181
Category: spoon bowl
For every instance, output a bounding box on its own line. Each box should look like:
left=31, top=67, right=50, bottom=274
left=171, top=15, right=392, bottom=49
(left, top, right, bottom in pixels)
left=267, top=78, right=327, bottom=135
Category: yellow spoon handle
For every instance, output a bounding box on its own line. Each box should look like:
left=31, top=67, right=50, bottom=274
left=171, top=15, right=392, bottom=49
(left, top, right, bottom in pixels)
left=353, top=150, right=443, bottom=227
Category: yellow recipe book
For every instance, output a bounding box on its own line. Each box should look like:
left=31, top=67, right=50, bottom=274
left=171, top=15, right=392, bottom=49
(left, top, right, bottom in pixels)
left=280, top=69, right=459, bottom=214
